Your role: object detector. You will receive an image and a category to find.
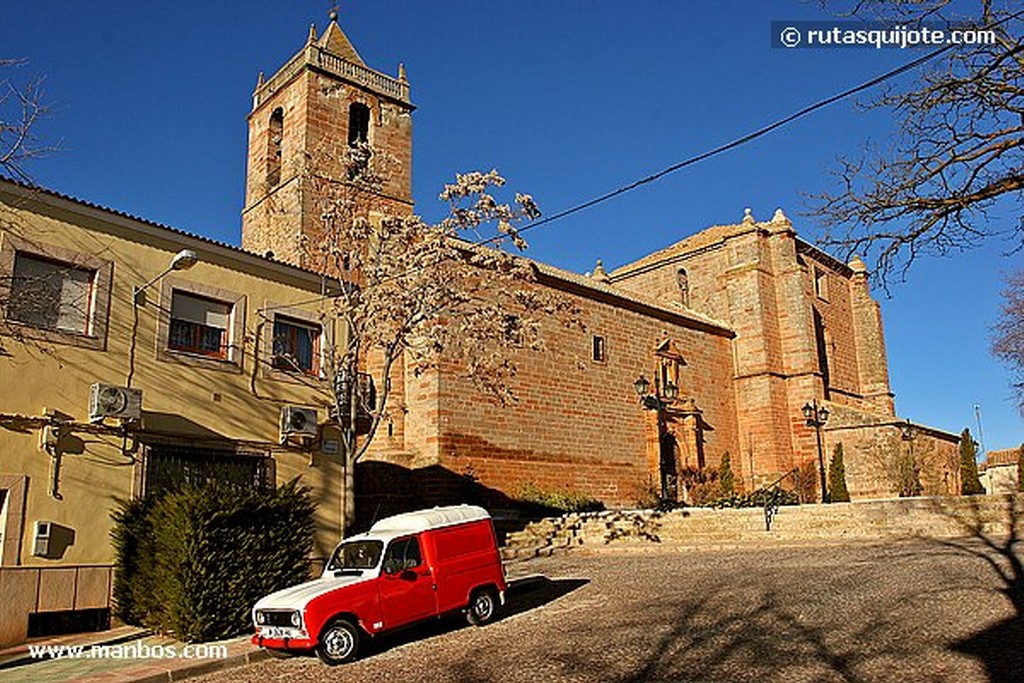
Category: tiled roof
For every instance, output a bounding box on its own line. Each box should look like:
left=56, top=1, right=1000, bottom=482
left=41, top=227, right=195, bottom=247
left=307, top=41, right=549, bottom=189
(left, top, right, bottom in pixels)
left=531, top=259, right=733, bottom=334
left=609, top=221, right=757, bottom=278
left=0, top=177, right=324, bottom=279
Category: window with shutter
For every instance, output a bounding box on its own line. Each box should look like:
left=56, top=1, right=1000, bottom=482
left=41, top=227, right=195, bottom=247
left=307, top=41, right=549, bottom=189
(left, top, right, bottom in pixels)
left=7, top=253, right=95, bottom=334
left=169, top=291, right=231, bottom=358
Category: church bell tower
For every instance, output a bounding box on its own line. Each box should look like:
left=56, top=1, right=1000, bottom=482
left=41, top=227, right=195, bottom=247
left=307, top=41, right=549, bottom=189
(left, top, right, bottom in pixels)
left=241, top=12, right=414, bottom=268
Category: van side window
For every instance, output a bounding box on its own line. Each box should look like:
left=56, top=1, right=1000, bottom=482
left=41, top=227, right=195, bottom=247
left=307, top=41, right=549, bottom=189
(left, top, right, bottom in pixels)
left=384, top=536, right=422, bottom=570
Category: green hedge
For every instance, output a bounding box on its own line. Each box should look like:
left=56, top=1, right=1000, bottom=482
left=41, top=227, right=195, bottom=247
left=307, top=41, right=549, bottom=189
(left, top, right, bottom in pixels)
left=112, top=479, right=316, bottom=642
left=516, top=482, right=606, bottom=514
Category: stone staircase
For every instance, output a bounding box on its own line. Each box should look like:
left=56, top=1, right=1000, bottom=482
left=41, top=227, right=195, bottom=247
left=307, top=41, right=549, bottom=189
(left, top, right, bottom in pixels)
left=500, top=510, right=662, bottom=561
left=500, top=494, right=1022, bottom=560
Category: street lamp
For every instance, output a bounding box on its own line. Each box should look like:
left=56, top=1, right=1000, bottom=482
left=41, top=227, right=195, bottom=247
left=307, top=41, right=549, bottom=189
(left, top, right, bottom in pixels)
left=633, top=373, right=678, bottom=411
left=802, top=399, right=830, bottom=503
left=132, top=249, right=200, bottom=305
left=126, top=249, right=200, bottom=387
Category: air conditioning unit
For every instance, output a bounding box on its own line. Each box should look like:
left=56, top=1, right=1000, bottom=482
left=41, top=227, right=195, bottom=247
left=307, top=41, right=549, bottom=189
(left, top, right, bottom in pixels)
left=89, top=383, right=143, bottom=422
left=280, top=405, right=318, bottom=443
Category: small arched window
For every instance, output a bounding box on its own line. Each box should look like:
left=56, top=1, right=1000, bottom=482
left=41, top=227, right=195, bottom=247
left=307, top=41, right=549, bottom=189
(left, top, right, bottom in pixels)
left=348, top=102, right=370, bottom=146
left=266, top=108, right=284, bottom=187
left=676, top=267, right=689, bottom=307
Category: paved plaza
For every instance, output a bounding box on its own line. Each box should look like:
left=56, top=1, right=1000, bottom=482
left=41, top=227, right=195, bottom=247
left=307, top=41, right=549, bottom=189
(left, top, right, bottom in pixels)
left=184, top=537, right=1021, bottom=683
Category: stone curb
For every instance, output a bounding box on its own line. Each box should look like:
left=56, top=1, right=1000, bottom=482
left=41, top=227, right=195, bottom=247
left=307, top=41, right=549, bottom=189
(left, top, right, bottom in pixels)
left=0, top=628, right=152, bottom=670
left=71, top=646, right=271, bottom=683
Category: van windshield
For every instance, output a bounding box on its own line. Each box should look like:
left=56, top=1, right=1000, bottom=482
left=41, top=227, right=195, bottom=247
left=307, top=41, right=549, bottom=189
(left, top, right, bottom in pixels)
left=327, top=540, right=384, bottom=572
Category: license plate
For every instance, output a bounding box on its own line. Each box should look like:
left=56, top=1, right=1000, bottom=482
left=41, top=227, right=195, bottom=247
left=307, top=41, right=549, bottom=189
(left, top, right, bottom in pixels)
left=261, top=626, right=301, bottom=639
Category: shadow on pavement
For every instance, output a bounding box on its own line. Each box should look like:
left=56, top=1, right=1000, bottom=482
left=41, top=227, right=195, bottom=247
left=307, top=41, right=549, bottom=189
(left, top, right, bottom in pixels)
left=363, top=576, right=589, bottom=658
left=276, top=575, right=589, bottom=663
left=927, top=494, right=1024, bottom=683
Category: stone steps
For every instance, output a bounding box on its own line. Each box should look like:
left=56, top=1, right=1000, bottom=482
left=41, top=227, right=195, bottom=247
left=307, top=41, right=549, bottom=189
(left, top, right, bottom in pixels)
left=500, top=494, right=1022, bottom=558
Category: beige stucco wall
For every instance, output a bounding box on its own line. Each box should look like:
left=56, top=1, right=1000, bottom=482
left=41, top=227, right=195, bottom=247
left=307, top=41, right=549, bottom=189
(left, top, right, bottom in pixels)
left=0, top=184, right=348, bottom=568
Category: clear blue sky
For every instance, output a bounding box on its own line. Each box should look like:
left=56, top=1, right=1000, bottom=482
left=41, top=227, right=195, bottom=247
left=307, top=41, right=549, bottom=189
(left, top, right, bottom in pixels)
left=3, top=1, right=1020, bottom=452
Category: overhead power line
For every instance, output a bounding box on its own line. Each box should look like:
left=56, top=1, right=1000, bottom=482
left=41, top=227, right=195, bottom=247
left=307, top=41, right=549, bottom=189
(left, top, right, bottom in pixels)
left=479, top=8, right=1024, bottom=246
left=259, top=7, right=1024, bottom=313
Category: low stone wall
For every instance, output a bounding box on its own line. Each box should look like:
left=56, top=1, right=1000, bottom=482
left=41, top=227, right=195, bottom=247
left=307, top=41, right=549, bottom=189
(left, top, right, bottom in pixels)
left=504, top=494, right=1022, bottom=558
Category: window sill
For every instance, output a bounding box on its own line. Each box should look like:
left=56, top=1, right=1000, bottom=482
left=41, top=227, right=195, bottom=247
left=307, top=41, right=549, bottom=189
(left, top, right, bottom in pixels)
left=156, top=347, right=243, bottom=374
left=263, top=365, right=326, bottom=385
left=0, top=319, right=106, bottom=351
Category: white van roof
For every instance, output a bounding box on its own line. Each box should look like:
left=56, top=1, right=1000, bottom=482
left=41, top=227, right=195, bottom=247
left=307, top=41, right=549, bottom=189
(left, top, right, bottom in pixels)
left=369, top=505, right=491, bottom=535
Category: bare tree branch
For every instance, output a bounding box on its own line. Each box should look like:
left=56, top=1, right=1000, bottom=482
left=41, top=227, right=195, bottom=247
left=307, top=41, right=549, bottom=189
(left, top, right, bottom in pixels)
left=808, top=1, right=1024, bottom=286
left=0, top=59, right=60, bottom=183
left=993, top=269, right=1024, bottom=411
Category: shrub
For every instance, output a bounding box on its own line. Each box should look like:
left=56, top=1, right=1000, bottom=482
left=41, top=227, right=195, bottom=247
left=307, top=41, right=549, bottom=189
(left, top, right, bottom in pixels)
left=798, top=459, right=821, bottom=503
left=680, top=465, right=720, bottom=506
left=111, top=495, right=159, bottom=625
left=828, top=443, right=851, bottom=502
left=709, top=488, right=799, bottom=509
left=516, top=482, right=605, bottom=514
left=111, top=479, right=316, bottom=642
left=719, top=453, right=735, bottom=496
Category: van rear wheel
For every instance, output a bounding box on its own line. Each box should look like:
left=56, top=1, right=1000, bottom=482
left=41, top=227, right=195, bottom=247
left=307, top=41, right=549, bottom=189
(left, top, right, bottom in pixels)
left=466, top=588, right=498, bottom=626
left=316, top=618, right=359, bottom=665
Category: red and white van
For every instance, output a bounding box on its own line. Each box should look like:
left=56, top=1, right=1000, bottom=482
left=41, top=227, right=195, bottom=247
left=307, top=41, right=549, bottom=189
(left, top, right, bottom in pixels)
left=252, top=505, right=507, bottom=664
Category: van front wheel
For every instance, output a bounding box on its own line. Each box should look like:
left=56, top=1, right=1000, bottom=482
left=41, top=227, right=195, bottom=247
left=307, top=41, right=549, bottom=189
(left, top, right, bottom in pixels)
left=316, top=619, right=359, bottom=665
left=466, top=588, right=498, bottom=626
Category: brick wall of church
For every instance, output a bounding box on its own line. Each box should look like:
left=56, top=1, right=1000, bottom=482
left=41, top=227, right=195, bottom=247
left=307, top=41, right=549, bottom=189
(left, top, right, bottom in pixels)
left=426, top=280, right=740, bottom=507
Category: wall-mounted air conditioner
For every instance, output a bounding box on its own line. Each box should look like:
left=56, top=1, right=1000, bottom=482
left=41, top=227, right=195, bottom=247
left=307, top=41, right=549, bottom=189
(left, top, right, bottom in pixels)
left=88, top=383, right=143, bottom=422
left=280, top=405, right=318, bottom=443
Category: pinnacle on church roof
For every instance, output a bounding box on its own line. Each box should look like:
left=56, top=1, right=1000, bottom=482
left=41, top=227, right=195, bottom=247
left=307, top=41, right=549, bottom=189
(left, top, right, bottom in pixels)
left=398, top=63, right=408, bottom=82
left=308, top=24, right=318, bottom=43
left=319, top=13, right=366, bottom=66
left=742, top=208, right=756, bottom=225
left=772, top=208, right=791, bottom=225
left=848, top=255, right=868, bottom=274
left=591, top=259, right=611, bottom=284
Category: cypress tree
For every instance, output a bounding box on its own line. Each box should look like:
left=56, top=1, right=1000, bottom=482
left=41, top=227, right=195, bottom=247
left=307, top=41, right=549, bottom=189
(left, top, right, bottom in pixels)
left=719, top=452, right=735, bottom=496
left=959, top=428, right=985, bottom=495
left=828, top=442, right=851, bottom=502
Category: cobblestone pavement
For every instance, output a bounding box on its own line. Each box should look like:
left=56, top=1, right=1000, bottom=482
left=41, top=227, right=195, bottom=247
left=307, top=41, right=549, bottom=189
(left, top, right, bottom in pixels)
left=192, top=538, right=1022, bottom=683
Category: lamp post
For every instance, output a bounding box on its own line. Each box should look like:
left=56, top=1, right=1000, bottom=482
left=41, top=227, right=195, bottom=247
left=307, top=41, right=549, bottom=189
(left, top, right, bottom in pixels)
left=802, top=399, right=830, bottom=503
left=634, top=373, right=679, bottom=499
left=126, top=249, right=200, bottom=387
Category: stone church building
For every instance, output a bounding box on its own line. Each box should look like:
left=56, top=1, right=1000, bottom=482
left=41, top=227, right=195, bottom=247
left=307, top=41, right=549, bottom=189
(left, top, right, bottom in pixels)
left=242, top=18, right=960, bottom=508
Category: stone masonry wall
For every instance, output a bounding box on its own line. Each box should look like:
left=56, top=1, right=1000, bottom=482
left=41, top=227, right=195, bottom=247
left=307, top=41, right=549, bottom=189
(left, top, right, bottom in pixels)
left=431, top=280, right=739, bottom=507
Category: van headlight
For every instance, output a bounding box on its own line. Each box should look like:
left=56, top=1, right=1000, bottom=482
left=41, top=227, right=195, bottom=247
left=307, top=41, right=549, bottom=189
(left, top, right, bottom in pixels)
left=290, top=611, right=301, bottom=627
